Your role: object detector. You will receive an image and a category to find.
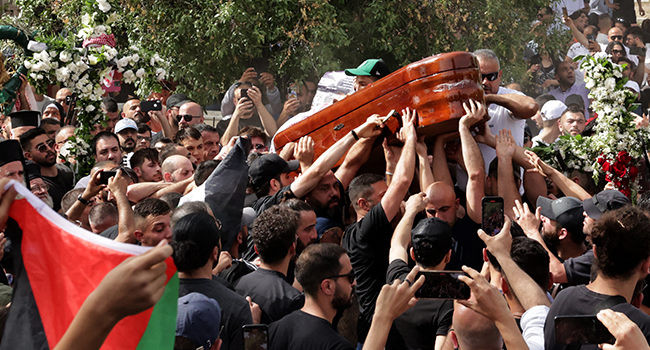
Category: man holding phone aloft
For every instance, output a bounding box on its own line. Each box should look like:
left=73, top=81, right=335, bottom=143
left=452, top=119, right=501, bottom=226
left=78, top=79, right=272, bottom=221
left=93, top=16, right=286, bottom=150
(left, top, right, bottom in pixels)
left=217, top=83, right=278, bottom=146
left=386, top=192, right=454, bottom=350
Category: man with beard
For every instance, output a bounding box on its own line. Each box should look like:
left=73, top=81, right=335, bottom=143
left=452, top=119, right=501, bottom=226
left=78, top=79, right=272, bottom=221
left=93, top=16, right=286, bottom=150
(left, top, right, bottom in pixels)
left=0, top=139, right=27, bottom=183
left=549, top=61, right=591, bottom=119
left=130, top=148, right=162, bottom=183
left=386, top=193, right=454, bottom=350
left=114, top=119, right=138, bottom=166
left=20, top=128, right=74, bottom=211
left=25, top=162, right=54, bottom=208
left=194, top=124, right=221, bottom=160
left=121, top=98, right=145, bottom=123
left=269, top=243, right=356, bottom=350
left=280, top=199, right=317, bottom=257
left=557, top=105, right=586, bottom=137
left=536, top=196, right=587, bottom=261
left=234, top=205, right=305, bottom=324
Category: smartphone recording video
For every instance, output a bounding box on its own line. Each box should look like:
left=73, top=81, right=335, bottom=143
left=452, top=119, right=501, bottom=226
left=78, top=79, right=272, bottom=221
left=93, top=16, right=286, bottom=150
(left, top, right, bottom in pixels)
left=482, top=196, right=504, bottom=236
left=414, top=271, right=471, bottom=300
left=243, top=324, right=268, bottom=350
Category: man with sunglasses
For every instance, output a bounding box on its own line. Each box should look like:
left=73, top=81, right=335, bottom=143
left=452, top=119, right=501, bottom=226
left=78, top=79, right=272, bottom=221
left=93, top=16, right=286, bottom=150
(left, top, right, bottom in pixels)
left=471, top=49, right=537, bottom=189
left=177, top=101, right=205, bottom=129
left=269, top=243, right=356, bottom=350
left=235, top=205, right=305, bottom=324
left=20, top=128, right=74, bottom=211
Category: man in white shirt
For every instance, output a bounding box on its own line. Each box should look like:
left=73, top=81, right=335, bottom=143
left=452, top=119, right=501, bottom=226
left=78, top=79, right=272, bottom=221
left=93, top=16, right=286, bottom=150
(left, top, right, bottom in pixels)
left=531, top=100, right=566, bottom=147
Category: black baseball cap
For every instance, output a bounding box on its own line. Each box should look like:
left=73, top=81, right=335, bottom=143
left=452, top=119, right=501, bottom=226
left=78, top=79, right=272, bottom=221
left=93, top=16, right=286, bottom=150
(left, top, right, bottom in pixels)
left=166, top=93, right=191, bottom=109
left=583, top=190, right=631, bottom=220
left=411, top=217, right=453, bottom=253
left=249, top=154, right=299, bottom=187
left=537, top=196, right=584, bottom=233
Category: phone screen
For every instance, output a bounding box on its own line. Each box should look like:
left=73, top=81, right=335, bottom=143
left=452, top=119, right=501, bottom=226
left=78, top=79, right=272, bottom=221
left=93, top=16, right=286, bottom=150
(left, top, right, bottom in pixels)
left=414, top=271, right=471, bottom=299
left=482, top=196, right=504, bottom=236
left=243, top=324, right=268, bottom=350
left=562, top=7, right=568, bottom=16
left=555, top=316, right=614, bottom=345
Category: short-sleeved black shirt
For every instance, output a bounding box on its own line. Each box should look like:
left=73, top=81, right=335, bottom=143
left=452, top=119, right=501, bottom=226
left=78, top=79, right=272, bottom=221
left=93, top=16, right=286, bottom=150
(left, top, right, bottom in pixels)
left=180, top=278, right=253, bottom=350
left=544, top=284, right=650, bottom=350
left=269, top=310, right=355, bottom=350
left=42, top=163, right=74, bottom=212
left=234, top=268, right=304, bottom=324
left=563, top=249, right=593, bottom=286
left=447, top=215, right=485, bottom=271
left=385, top=259, right=454, bottom=350
left=252, top=185, right=294, bottom=216
left=341, top=203, right=393, bottom=342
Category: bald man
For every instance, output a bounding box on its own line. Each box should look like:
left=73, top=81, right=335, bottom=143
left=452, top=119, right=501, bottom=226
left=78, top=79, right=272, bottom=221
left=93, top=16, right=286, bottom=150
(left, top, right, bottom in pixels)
left=177, top=101, right=204, bottom=129
left=55, top=88, right=72, bottom=114
left=450, top=303, right=503, bottom=350
left=161, top=155, right=194, bottom=183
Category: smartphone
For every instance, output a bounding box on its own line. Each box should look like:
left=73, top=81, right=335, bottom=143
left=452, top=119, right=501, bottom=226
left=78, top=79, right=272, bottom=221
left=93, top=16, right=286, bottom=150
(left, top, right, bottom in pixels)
left=65, top=95, right=73, bottom=105
left=240, top=88, right=249, bottom=100
left=555, top=315, right=614, bottom=345
left=243, top=324, right=268, bottom=350
left=562, top=7, right=568, bottom=17
left=140, top=100, right=162, bottom=113
left=629, top=46, right=647, bottom=56
left=99, top=171, right=117, bottom=185
left=586, top=34, right=596, bottom=42
left=288, top=86, right=298, bottom=99
left=414, top=271, right=471, bottom=300
left=482, top=196, right=504, bottom=236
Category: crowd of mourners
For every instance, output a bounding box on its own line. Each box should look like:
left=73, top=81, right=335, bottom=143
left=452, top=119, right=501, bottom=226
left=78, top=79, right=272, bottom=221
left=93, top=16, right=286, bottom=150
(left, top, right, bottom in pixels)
left=2, top=1, right=650, bottom=349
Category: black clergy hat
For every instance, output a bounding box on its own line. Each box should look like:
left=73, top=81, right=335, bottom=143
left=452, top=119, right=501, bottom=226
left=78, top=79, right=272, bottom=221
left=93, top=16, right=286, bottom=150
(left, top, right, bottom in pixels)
left=0, top=139, right=24, bottom=167
left=9, top=110, right=40, bottom=129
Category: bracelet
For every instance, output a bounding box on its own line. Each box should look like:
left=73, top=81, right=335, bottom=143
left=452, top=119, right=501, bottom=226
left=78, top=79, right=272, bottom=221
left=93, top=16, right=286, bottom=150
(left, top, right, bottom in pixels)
left=385, top=171, right=394, bottom=176
left=77, top=194, right=90, bottom=206
left=351, top=130, right=359, bottom=140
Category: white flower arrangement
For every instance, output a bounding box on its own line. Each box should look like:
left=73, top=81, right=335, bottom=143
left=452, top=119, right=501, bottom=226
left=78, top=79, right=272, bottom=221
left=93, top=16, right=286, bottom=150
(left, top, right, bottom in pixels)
left=533, top=53, right=649, bottom=198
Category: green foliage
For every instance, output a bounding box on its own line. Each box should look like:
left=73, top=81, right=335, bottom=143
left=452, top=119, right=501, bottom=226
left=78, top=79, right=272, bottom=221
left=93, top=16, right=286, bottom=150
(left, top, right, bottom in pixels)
left=14, top=0, right=564, bottom=105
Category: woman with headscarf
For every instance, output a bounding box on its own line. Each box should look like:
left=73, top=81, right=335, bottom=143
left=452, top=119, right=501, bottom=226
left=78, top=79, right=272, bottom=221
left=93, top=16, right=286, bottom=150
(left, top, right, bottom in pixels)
left=41, top=101, right=65, bottom=124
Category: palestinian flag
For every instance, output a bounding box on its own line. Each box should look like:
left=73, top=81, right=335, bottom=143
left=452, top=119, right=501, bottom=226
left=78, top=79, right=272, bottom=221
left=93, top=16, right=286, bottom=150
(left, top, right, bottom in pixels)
left=0, top=180, right=178, bottom=350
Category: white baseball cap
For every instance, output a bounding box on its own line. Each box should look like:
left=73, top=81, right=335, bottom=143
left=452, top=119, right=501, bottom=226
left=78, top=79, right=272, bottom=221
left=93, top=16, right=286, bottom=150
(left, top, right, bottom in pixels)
left=541, top=100, right=567, bottom=121
left=114, top=118, right=138, bottom=133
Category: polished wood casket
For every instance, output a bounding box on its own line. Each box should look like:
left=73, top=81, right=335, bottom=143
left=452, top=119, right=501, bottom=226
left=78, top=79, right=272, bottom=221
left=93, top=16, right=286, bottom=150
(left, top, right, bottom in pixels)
left=273, top=51, right=485, bottom=159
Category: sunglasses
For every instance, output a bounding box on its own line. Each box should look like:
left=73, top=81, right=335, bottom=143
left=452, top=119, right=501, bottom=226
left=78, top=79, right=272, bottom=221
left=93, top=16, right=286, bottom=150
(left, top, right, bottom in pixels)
left=482, top=72, right=499, bottom=82
left=137, top=136, right=151, bottom=142
left=176, top=114, right=195, bottom=123
left=325, top=270, right=355, bottom=284
left=35, top=139, right=56, bottom=153
left=611, top=35, right=623, bottom=41
left=612, top=49, right=624, bottom=54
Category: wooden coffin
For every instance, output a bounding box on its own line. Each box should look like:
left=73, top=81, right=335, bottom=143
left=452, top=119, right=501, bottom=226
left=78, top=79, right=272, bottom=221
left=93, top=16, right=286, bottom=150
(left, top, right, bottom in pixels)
left=273, top=51, right=485, bottom=159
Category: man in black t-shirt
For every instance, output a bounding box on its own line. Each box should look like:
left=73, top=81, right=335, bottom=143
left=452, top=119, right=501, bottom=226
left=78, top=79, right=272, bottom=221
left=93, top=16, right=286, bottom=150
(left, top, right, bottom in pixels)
left=173, top=212, right=253, bottom=350
left=544, top=206, right=650, bottom=350
left=342, top=109, right=417, bottom=345
left=235, top=206, right=304, bottom=323
left=269, top=244, right=356, bottom=350
left=20, top=128, right=74, bottom=211
left=386, top=193, right=454, bottom=350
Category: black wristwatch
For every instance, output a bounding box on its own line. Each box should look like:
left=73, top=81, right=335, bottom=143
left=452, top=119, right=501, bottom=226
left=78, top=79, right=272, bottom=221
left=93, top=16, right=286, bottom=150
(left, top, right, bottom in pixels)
left=77, top=194, right=90, bottom=205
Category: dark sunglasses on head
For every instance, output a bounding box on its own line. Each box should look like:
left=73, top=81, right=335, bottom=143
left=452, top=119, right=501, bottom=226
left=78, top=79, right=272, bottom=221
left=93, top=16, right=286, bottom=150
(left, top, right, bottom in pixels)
left=325, top=270, right=355, bottom=284
left=36, top=139, right=56, bottom=153
left=176, top=114, right=194, bottom=123
left=611, top=35, right=623, bottom=41
left=482, top=72, right=499, bottom=82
